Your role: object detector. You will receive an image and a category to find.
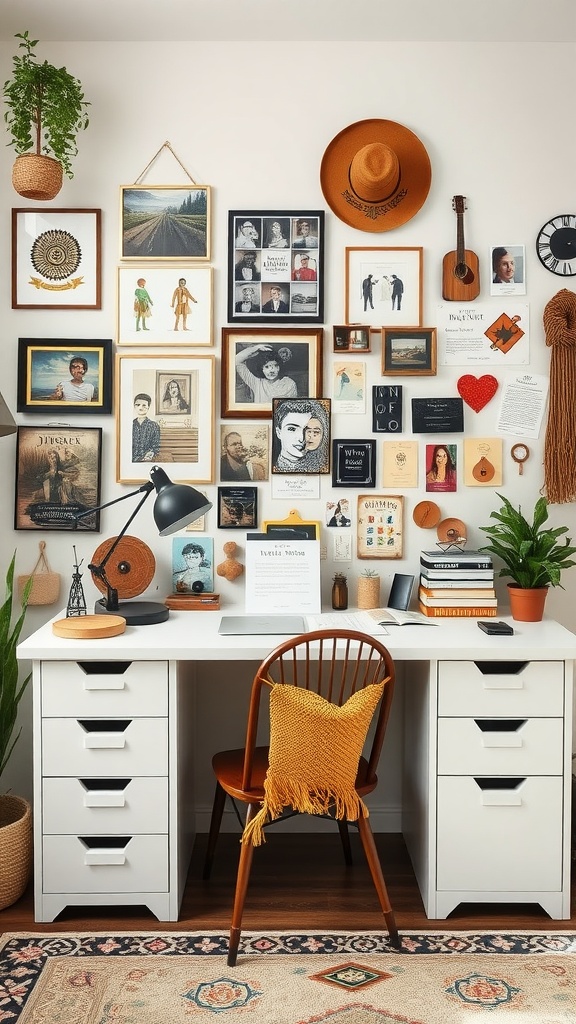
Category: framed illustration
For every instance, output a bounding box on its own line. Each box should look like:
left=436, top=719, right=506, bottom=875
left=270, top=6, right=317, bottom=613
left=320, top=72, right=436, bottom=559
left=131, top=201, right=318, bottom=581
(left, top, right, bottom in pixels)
left=12, top=208, right=102, bottom=310
left=15, top=425, right=102, bottom=531
left=381, top=327, right=437, bottom=376
left=332, top=439, right=376, bottom=487
left=221, top=327, right=323, bottom=418
left=120, top=185, right=211, bottom=261
left=220, top=423, right=269, bottom=481
left=272, top=397, right=330, bottom=474
left=17, top=338, right=112, bottom=414
left=425, top=443, right=458, bottom=492
left=171, top=537, right=214, bottom=594
left=263, top=508, right=321, bottom=540
left=357, top=494, right=403, bottom=559
left=217, top=486, right=258, bottom=528
left=345, top=247, right=423, bottom=328
left=228, top=210, right=324, bottom=324
left=333, top=325, right=371, bottom=352
left=116, top=353, right=215, bottom=483
left=117, top=265, right=213, bottom=346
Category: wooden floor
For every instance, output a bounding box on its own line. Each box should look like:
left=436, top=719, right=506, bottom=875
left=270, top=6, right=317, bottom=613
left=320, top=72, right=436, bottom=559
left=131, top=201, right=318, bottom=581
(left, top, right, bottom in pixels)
left=2, top=833, right=575, bottom=935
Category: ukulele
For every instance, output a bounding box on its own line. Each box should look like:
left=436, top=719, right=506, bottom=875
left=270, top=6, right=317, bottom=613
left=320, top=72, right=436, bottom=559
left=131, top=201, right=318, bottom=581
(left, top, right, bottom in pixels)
left=442, top=195, right=480, bottom=300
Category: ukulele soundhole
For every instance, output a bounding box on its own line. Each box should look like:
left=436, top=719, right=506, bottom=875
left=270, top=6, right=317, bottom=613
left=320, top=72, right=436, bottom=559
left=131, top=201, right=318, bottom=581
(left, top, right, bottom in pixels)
left=454, top=262, right=474, bottom=283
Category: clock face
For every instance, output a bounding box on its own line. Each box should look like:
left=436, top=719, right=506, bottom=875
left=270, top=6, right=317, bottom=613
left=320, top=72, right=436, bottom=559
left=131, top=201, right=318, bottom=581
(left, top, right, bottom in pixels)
left=537, top=214, right=576, bottom=276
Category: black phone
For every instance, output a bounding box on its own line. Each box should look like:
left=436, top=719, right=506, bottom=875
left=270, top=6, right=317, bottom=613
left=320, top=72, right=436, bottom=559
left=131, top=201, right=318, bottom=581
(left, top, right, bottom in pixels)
left=477, top=620, right=514, bottom=636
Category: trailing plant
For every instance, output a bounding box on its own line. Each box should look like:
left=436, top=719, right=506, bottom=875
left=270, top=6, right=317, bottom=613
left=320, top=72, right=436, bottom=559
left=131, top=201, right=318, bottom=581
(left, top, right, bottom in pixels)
left=0, top=554, right=32, bottom=780
left=479, top=493, right=576, bottom=589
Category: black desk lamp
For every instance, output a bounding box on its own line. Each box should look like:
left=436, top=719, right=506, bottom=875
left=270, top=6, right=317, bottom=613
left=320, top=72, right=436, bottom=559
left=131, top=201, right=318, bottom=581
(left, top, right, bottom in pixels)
left=74, top=465, right=212, bottom=625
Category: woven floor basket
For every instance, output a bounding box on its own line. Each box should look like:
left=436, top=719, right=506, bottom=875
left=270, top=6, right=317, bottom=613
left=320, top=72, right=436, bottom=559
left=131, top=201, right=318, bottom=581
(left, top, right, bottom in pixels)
left=12, top=154, right=63, bottom=201
left=0, top=795, right=32, bottom=910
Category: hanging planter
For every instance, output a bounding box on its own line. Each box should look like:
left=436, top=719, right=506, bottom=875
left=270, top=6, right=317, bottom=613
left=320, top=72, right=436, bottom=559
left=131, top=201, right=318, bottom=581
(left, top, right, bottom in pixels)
left=11, top=153, right=63, bottom=201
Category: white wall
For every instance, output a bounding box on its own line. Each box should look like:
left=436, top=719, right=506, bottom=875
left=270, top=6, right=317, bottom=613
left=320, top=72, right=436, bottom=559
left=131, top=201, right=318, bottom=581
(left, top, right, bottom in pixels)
left=2, top=40, right=576, bottom=808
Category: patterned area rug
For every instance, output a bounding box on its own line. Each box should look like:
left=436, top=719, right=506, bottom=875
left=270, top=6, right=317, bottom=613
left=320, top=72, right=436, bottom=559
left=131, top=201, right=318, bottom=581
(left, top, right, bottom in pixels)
left=1, top=930, right=575, bottom=1023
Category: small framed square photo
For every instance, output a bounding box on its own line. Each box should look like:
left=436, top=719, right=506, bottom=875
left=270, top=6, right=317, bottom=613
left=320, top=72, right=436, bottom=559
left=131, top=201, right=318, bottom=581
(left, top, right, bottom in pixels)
left=171, top=536, right=214, bottom=594
left=220, top=423, right=269, bottom=481
left=17, top=338, right=112, bottom=414
left=217, top=486, right=258, bottom=528
left=120, top=185, right=211, bottom=261
left=12, top=208, right=101, bottom=310
left=345, top=247, right=423, bottom=328
left=381, top=327, right=437, bottom=376
left=117, top=265, right=213, bottom=346
left=333, top=325, right=371, bottom=352
left=221, top=327, right=323, bottom=418
left=15, top=425, right=102, bottom=531
left=271, top=397, right=331, bottom=474
left=332, top=439, right=376, bottom=487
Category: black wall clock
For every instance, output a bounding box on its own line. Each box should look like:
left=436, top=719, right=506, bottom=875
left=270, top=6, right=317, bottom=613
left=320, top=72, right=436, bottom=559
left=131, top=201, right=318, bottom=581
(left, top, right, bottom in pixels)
left=536, top=214, right=576, bottom=276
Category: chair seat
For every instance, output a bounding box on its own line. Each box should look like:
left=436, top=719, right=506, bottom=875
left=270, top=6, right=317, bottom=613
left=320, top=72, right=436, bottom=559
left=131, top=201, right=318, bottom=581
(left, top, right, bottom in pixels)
left=213, top=746, right=376, bottom=805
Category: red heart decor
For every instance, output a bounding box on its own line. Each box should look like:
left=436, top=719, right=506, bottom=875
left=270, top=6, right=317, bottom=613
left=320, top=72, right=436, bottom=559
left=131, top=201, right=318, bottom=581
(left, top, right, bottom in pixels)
left=457, top=374, right=498, bottom=413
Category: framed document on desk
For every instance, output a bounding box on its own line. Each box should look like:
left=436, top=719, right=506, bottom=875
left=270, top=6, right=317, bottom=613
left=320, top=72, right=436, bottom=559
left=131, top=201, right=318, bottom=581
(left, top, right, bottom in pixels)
left=245, top=533, right=321, bottom=614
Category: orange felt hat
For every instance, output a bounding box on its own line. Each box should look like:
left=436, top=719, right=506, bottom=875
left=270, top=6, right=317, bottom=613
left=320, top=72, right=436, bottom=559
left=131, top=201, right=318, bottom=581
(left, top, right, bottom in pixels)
left=320, top=118, right=432, bottom=232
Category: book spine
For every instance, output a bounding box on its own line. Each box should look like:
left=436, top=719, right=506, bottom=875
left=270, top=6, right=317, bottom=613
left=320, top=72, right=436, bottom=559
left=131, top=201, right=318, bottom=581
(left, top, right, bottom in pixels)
left=419, top=586, right=497, bottom=600
left=418, top=602, right=498, bottom=617
left=419, top=576, right=495, bottom=591
left=421, top=572, right=495, bottom=581
left=420, top=558, right=493, bottom=570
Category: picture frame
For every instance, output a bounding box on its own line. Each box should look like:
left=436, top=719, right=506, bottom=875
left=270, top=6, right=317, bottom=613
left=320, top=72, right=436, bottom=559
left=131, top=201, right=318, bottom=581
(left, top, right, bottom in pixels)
left=120, top=185, right=211, bottom=261
left=333, top=325, right=371, bottom=352
left=271, top=397, right=331, bottom=474
left=12, top=208, right=102, bottom=310
left=15, top=425, right=102, bottom=531
left=17, top=338, right=113, bottom=414
left=332, top=439, right=376, bottom=487
left=116, top=353, right=215, bottom=484
left=228, top=210, right=324, bottom=324
left=171, top=536, right=214, bottom=594
left=262, top=508, right=321, bottom=540
left=345, top=247, right=423, bottom=328
left=217, top=486, right=258, bottom=528
left=221, top=327, right=323, bottom=419
left=357, top=494, right=404, bottom=559
left=381, top=327, right=437, bottom=376
left=117, top=265, right=213, bottom=346
left=219, top=423, right=269, bottom=482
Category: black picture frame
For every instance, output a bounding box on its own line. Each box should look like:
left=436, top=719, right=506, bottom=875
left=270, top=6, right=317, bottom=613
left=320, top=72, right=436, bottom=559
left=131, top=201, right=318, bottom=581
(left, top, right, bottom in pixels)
left=17, top=338, right=113, bottom=414
left=217, top=486, right=258, bottom=528
left=332, top=439, right=377, bottom=487
left=228, top=210, right=324, bottom=324
left=15, top=425, right=102, bottom=531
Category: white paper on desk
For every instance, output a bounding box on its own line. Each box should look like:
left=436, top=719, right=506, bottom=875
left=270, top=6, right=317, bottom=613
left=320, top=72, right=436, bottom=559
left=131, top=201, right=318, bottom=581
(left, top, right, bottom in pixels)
left=245, top=536, right=321, bottom=614
left=306, top=612, right=389, bottom=635
left=367, top=608, right=438, bottom=626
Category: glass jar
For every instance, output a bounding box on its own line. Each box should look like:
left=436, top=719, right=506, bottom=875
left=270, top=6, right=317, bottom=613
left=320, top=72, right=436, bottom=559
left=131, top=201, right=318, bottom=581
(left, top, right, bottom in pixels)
left=332, top=575, right=348, bottom=610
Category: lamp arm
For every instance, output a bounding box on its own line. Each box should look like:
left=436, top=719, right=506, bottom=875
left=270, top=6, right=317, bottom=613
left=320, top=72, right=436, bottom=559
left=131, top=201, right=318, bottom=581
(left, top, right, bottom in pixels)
left=73, top=481, right=154, bottom=524
left=86, top=484, right=155, bottom=613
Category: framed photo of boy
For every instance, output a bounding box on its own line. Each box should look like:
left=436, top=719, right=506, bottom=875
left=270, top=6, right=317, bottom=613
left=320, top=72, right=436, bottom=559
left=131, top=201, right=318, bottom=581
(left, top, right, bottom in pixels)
left=116, top=353, right=215, bottom=484
left=221, top=327, right=323, bottom=419
left=217, top=486, right=258, bottom=528
left=271, top=397, right=331, bottom=474
left=17, top=338, right=113, bottom=414
left=120, top=185, right=211, bottom=261
left=345, top=247, right=423, bottom=328
left=228, top=210, right=324, bottom=324
left=12, top=208, right=102, bottom=310
left=15, top=425, right=102, bottom=531
left=381, top=327, right=437, bottom=376
left=117, top=265, right=213, bottom=346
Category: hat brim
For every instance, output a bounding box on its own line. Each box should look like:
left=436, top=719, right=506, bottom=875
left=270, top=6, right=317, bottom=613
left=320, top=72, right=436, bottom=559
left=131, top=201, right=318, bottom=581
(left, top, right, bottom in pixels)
left=320, top=118, right=432, bottom=232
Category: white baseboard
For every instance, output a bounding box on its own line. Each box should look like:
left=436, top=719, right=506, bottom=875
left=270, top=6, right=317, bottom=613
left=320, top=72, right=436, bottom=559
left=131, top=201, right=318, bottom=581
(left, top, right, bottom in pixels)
left=195, top=804, right=402, bottom=834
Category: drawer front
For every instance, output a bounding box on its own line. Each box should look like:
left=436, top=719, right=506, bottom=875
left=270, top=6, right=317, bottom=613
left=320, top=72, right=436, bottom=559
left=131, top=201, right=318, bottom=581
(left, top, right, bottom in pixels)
left=41, top=661, right=169, bottom=717
left=43, top=835, right=168, bottom=893
left=437, top=717, right=564, bottom=775
left=438, top=661, right=564, bottom=717
left=436, top=775, right=562, bottom=892
left=42, top=719, right=168, bottom=777
left=43, top=777, right=169, bottom=834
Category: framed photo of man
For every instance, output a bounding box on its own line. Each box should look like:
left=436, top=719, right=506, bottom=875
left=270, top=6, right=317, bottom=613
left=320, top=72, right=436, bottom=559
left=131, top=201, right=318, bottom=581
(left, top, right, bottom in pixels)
left=345, top=247, right=423, bottom=328
left=221, top=327, right=323, bottom=419
left=17, top=338, right=113, bottom=414
left=219, top=424, right=269, bottom=481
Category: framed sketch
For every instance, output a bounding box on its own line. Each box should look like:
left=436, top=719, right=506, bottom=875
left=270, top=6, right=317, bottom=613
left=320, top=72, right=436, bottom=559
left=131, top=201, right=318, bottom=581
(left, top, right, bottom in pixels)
left=120, top=185, right=211, bottom=261
left=221, top=327, right=323, bottom=419
left=333, top=325, right=371, bottom=352
left=345, top=247, right=423, bottom=328
left=271, top=397, right=330, bottom=474
left=228, top=210, right=324, bottom=324
left=12, top=208, right=101, bottom=310
left=217, top=486, right=258, bottom=528
left=117, top=265, right=213, bottom=346
left=332, top=439, right=376, bottom=487
left=219, top=423, right=269, bottom=481
left=116, top=353, right=215, bottom=484
left=15, top=425, right=102, bottom=531
left=381, top=327, right=437, bottom=376
left=357, top=494, right=404, bottom=559
left=17, top=338, right=112, bottom=414
left=171, top=536, right=214, bottom=594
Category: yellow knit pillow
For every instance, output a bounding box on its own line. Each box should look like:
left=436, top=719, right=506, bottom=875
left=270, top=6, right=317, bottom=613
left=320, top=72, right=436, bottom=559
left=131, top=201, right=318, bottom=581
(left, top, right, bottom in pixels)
left=242, top=680, right=385, bottom=847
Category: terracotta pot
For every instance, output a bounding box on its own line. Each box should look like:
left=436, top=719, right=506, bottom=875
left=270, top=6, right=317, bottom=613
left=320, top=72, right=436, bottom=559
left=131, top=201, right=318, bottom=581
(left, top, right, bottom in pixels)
left=0, top=795, right=32, bottom=910
left=12, top=153, right=63, bottom=201
left=357, top=575, right=380, bottom=610
left=507, top=583, right=548, bottom=622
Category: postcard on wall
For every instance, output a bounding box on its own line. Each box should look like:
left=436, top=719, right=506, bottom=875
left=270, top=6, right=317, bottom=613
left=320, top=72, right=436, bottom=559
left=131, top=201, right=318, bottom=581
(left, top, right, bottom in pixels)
left=332, top=361, right=365, bottom=414
left=357, top=494, right=403, bottom=559
left=425, top=443, right=457, bottom=493
left=437, top=303, right=529, bottom=365
left=382, top=440, right=418, bottom=488
left=171, top=536, right=214, bottom=594
left=463, top=437, right=503, bottom=486
left=271, top=475, right=320, bottom=500
left=496, top=372, right=549, bottom=439
left=489, top=244, right=526, bottom=297
left=372, top=385, right=403, bottom=433
left=325, top=498, right=352, bottom=528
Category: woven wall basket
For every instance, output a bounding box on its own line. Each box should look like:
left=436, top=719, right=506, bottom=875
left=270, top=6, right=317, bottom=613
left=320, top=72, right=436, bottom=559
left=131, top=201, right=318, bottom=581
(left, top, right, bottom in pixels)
left=18, top=540, right=61, bottom=606
left=12, top=153, right=63, bottom=201
left=0, top=795, right=32, bottom=910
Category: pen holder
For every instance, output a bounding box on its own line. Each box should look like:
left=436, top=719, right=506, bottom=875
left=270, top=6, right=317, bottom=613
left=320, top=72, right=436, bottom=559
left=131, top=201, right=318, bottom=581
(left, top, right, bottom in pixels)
left=357, top=573, right=380, bottom=610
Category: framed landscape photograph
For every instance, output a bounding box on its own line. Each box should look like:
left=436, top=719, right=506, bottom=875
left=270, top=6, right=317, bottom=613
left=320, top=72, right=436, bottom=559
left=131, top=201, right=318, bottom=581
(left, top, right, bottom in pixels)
left=15, top=425, right=102, bottom=531
left=120, top=185, right=211, bottom=261
left=117, top=265, right=213, bottom=346
left=381, top=327, right=437, bottom=376
left=12, top=208, right=101, bottom=310
left=357, top=494, right=404, bottom=559
left=228, top=210, right=324, bottom=324
left=17, top=338, right=112, bottom=414
left=221, top=327, right=323, bottom=418
left=345, top=246, right=423, bottom=328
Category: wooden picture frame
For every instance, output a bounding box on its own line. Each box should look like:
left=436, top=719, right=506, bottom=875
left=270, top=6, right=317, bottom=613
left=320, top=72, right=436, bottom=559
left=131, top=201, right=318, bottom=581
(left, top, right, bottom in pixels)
left=116, top=353, right=215, bottom=484
left=381, top=327, right=437, bottom=376
left=333, top=325, right=371, bottom=352
left=271, top=397, right=331, bottom=474
left=15, top=425, right=102, bottom=531
left=120, top=185, right=211, bottom=261
left=17, top=338, right=113, bottom=414
left=332, top=439, right=376, bottom=487
left=12, top=208, right=102, bottom=310
left=217, top=486, right=258, bottom=528
left=117, top=265, right=213, bottom=346
left=345, top=246, right=423, bottom=328
left=221, top=327, right=323, bottom=419
left=357, top=494, right=403, bottom=559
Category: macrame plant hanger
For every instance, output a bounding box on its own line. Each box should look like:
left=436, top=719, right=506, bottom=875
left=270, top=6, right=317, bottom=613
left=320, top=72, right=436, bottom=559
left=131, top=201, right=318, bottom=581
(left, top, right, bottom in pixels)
left=133, top=141, right=198, bottom=185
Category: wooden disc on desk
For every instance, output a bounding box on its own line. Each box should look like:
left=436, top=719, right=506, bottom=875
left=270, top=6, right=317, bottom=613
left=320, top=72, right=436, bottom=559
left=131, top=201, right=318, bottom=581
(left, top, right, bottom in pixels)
left=413, top=500, right=441, bottom=528
left=52, top=614, right=126, bottom=639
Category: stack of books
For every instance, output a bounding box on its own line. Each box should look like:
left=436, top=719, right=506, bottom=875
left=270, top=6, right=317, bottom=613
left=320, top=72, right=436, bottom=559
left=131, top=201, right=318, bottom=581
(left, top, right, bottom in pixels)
left=418, top=549, right=497, bottom=617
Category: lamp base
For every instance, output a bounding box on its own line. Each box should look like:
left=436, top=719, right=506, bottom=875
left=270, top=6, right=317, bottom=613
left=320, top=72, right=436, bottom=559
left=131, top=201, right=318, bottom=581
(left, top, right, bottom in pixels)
left=94, top=598, right=169, bottom=625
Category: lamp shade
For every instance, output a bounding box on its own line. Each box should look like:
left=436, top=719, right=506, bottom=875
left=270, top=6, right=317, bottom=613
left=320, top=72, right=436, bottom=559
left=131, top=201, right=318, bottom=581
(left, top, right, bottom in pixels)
left=0, top=391, right=17, bottom=437
left=150, top=465, right=212, bottom=536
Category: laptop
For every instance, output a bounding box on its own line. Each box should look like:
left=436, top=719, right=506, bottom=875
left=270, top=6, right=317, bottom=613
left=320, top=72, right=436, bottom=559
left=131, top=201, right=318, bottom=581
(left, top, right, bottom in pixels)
left=218, top=614, right=305, bottom=636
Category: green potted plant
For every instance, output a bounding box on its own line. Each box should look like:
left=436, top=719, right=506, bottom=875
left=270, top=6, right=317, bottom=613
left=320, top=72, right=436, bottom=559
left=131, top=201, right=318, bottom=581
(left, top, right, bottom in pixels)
left=3, top=30, right=90, bottom=200
left=479, top=493, right=576, bottom=621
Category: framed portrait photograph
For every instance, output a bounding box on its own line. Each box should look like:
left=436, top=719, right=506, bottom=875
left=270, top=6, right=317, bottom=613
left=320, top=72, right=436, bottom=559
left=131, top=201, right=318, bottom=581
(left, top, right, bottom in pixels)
left=219, top=423, right=269, bottom=482
left=332, top=439, right=376, bottom=487
left=490, top=244, right=526, bottom=296
left=357, top=494, right=403, bottom=559
left=425, top=442, right=458, bottom=493
left=217, top=486, right=258, bottom=528
left=228, top=210, right=324, bottom=324
left=381, top=327, right=437, bottom=376
left=17, top=338, right=112, bottom=414
left=333, top=325, right=371, bottom=352
left=271, top=397, right=331, bottom=475
left=12, top=208, right=102, bottom=310
left=15, top=425, right=102, bottom=531
left=171, top=536, right=214, bottom=594
left=116, top=353, right=215, bottom=484
left=117, top=265, right=213, bottom=346
left=345, top=246, right=423, bottom=328
left=221, top=327, right=323, bottom=419
left=120, top=185, right=211, bottom=261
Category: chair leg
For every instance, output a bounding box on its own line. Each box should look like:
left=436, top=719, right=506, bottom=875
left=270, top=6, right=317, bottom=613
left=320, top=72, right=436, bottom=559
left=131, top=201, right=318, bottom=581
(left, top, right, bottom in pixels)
left=202, top=781, right=227, bottom=880
left=336, top=817, right=353, bottom=866
left=227, top=802, right=259, bottom=967
left=357, top=814, right=400, bottom=949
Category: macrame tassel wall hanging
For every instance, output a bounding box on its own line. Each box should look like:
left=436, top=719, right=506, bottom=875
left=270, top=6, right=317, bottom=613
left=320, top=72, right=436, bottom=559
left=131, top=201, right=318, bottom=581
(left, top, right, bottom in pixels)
left=543, top=288, right=576, bottom=503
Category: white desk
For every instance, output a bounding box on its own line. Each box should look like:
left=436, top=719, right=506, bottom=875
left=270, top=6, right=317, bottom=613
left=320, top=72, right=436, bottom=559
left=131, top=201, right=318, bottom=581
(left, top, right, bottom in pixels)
left=18, top=612, right=575, bottom=922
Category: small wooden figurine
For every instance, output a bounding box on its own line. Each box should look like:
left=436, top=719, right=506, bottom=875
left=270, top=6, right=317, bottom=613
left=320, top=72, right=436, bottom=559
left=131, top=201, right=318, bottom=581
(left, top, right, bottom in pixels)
left=217, top=541, right=244, bottom=581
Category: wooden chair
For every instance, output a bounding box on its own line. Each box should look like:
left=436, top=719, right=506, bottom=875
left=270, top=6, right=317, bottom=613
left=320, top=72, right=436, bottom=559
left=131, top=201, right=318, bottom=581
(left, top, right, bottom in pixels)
left=202, top=629, right=399, bottom=966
